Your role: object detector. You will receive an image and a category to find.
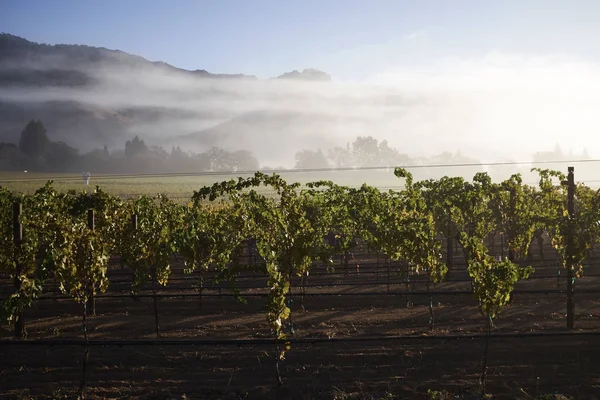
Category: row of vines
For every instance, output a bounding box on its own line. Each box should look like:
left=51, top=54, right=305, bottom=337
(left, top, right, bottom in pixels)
left=1, top=167, right=600, bottom=396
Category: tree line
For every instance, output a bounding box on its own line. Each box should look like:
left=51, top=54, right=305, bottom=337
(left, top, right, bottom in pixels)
left=0, top=119, right=590, bottom=175
left=0, top=120, right=260, bottom=174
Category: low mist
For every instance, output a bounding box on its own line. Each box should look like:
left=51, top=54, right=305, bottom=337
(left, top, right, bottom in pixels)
left=1, top=42, right=599, bottom=182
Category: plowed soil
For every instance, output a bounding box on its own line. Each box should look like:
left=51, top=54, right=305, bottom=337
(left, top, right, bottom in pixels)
left=2, top=247, right=600, bottom=399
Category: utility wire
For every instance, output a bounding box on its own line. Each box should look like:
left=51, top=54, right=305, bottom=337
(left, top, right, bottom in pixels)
left=1, top=158, right=599, bottom=183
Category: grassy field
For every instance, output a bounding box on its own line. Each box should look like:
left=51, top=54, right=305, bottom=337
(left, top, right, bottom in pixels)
left=0, top=170, right=411, bottom=200
left=0, top=162, right=594, bottom=200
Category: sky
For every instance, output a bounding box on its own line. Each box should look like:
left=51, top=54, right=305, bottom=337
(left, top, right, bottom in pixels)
left=3, top=0, right=600, bottom=80
left=3, top=0, right=600, bottom=170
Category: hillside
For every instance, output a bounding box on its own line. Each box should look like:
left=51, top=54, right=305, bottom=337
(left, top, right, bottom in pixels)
left=0, top=33, right=259, bottom=86
left=0, top=34, right=336, bottom=164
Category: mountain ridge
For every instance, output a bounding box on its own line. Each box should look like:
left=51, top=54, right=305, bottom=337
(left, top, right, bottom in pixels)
left=0, top=33, right=331, bottom=82
left=0, top=33, right=336, bottom=166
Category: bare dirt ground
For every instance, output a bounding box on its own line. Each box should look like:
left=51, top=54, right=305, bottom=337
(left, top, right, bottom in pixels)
left=2, top=335, right=600, bottom=400
left=2, top=247, right=600, bottom=399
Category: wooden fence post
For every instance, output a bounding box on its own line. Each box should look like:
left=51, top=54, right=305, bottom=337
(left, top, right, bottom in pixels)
left=13, top=201, right=25, bottom=338
left=130, top=214, right=139, bottom=300
left=87, top=209, right=96, bottom=315
left=565, top=167, right=575, bottom=329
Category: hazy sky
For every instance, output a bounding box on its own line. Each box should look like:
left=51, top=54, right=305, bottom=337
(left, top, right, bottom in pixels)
left=2, top=0, right=600, bottom=169
left=3, top=0, right=600, bottom=80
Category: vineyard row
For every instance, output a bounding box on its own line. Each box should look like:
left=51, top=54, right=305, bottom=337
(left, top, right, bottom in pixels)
left=1, top=167, right=600, bottom=392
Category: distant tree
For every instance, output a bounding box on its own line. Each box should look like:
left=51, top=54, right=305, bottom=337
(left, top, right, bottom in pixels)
left=0, top=143, right=28, bottom=170
left=430, top=151, right=479, bottom=165
left=328, top=136, right=410, bottom=168
left=170, top=146, right=184, bottom=160
left=18, top=119, right=49, bottom=161
left=205, top=147, right=229, bottom=171
left=533, top=144, right=565, bottom=163
left=581, top=148, right=590, bottom=160
left=554, top=144, right=563, bottom=156
left=295, top=149, right=329, bottom=169
left=352, top=136, right=380, bottom=167
left=149, top=145, right=168, bottom=160
left=202, top=148, right=259, bottom=171
left=328, top=144, right=353, bottom=168
left=80, top=148, right=112, bottom=173
left=378, top=140, right=411, bottom=167
left=193, top=152, right=212, bottom=171
left=46, top=141, right=79, bottom=171
left=230, top=150, right=259, bottom=171
left=124, top=136, right=148, bottom=158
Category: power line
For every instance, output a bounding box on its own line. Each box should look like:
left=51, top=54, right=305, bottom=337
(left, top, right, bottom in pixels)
left=0, top=159, right=599, bottom=183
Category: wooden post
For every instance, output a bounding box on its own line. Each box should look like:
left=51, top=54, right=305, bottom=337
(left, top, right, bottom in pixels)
left=387, top=258, right=391, bottom=293
left=343, top=250, right=349, bottom=275
left=87, top=209, right=96, bottom=315
left=130, top=214, right=139, bottom=301
left=508, top=187, right=517, bottom=261
left=151, top=262, right=160, bottom=337
left=13, top=202, right=25, bottom=338
left=565, top=167, right=575, bottom=329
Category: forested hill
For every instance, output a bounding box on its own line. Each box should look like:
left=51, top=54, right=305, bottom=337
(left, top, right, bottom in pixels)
left=0, top=33, right=260, bottom=87
left=0, top=33, right=333, bottom=164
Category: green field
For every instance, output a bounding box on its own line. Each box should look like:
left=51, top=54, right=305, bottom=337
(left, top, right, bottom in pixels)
left=0, top=169, right=410, bottom=200
left=0, top=162, right=592, bottom=201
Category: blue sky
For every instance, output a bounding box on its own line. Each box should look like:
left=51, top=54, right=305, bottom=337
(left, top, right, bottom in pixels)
left=2, top=0, right=600, bottom=79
